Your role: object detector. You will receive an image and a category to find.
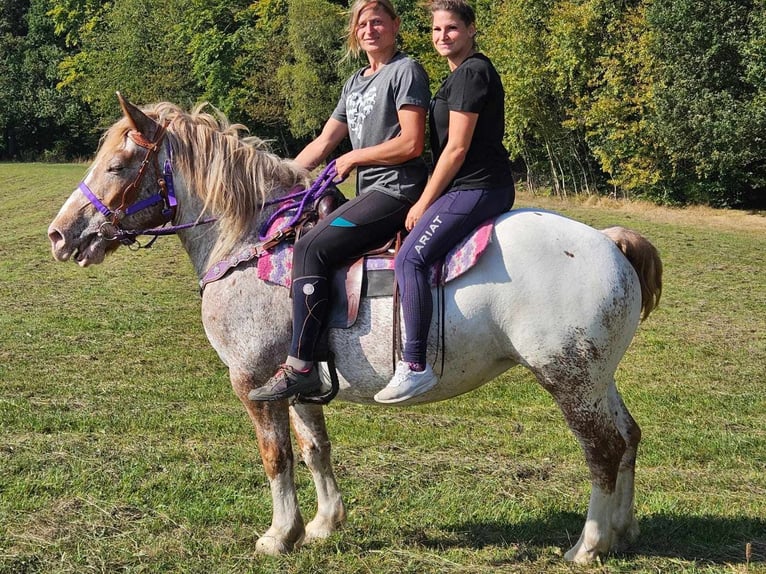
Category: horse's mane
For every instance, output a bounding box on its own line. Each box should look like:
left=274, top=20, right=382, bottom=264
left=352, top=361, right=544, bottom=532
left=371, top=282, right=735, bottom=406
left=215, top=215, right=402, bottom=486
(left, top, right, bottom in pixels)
left=122, top=102, right=310, bottom=265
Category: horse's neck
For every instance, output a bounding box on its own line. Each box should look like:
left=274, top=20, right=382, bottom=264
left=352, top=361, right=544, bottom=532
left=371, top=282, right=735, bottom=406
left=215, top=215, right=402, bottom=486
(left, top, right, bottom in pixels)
left=172, top=177, right=270, bottom=279
left=171, top=184, right=216, bottom=277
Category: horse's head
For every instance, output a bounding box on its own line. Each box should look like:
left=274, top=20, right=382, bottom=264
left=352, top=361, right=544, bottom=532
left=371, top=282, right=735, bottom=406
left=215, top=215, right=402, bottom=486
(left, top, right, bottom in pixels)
left=48, top=93, right=177, bottom=266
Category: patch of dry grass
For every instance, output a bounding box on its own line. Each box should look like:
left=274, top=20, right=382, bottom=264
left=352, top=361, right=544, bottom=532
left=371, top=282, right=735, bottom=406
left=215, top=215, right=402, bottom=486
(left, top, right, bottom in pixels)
left=516, top=190, right=766, bottom=233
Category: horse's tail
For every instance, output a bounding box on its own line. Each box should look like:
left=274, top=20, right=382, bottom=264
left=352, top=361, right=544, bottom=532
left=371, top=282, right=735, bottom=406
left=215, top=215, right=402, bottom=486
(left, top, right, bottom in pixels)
left=601, top=226, right=663, bottom=320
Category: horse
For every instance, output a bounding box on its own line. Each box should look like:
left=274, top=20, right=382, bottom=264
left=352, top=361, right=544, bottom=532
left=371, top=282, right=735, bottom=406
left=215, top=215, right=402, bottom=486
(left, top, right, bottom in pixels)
left=47, top=94, right=662, bottom=564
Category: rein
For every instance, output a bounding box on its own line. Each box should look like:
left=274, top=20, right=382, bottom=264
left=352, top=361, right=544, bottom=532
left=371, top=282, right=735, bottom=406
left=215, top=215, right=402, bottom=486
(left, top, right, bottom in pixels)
left=258, top=161, right=340, bottom=239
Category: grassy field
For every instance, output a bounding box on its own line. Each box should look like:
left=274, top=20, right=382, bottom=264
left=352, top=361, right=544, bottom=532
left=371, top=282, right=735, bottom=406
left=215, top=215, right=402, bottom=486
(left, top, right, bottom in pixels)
left=1, top=162, right=764, bottom=573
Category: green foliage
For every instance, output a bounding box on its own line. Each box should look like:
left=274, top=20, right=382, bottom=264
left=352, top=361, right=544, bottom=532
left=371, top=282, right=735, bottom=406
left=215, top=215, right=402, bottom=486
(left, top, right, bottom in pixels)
left=578, top=3, right=666, bottom=196
left=3, top=0, right=766, bottom=205
left=482, top=0, right=601, bottom=195
left=57, top=0, right=198, bottom=124
left=177, top=0, right=255, bottom=117
left=231, top=0, right=295, bottom=144
left=48, top=0, right=108, bottom=48
left=0, top=0, right=96, bottom=160
left=277, top=0, right=346, bottom=139
left=648, top=0, right=763, bottom=206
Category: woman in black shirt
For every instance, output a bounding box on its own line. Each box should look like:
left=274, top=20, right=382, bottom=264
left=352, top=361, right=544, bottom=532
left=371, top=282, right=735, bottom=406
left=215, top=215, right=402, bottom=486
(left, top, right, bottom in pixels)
left=375, top=0, right=514, bottom=403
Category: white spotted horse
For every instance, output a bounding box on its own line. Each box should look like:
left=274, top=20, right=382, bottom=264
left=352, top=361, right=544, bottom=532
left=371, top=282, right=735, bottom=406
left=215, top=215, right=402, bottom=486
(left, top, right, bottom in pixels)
left=48, top=95, right=662, bottom=563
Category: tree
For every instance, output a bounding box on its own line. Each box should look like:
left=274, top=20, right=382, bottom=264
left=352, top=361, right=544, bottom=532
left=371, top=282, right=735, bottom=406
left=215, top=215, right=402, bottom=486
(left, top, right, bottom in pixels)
left=579, top=2, right=666, bottom=197
left=482, top=0, right=600, bottom=195
left=741, top=0, right=766, bottom=205
left=0, top=0, right=97, bottom=159
left=276, top=0, right=347, bottom=140
left=228, top=0, right=294, bottom=144
left=648, top=0, right=763, bottom=206
left=57, top=0, right=198, bottom=124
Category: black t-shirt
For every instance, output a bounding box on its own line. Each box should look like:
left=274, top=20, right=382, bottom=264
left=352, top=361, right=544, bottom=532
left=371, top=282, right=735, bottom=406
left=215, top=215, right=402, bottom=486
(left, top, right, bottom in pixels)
left=429, top=53, right=513, bottom=191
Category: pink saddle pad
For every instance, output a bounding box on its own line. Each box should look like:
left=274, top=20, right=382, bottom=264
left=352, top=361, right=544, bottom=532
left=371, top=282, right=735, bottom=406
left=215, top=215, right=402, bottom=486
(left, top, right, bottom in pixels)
left=257, top=218, right=494, bottom=289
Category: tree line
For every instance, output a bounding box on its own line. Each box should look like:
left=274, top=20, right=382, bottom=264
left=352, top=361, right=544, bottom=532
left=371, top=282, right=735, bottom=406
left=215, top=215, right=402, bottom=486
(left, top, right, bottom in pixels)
left=1, top=0, right=764, bottom=207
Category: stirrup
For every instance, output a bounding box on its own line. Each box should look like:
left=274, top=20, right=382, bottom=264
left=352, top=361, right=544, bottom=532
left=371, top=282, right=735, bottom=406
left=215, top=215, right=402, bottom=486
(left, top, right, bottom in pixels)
left=294, top=352, right=340, bottom=405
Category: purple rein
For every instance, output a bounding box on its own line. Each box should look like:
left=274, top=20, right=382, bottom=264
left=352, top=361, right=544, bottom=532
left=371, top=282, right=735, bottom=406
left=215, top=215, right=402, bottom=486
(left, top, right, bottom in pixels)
left=258, top=160, right=341, bottom=240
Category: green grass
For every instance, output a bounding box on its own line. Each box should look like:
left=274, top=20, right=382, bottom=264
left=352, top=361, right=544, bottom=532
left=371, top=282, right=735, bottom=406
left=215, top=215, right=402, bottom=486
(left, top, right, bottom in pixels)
left=1, top=163, right=765, bottom=573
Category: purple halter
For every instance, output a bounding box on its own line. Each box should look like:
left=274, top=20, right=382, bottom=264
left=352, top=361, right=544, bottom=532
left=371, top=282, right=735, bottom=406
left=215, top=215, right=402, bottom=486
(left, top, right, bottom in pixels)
left=78, top=144, right=176, bottom=223
left=78, top=122, right=184, bottom=246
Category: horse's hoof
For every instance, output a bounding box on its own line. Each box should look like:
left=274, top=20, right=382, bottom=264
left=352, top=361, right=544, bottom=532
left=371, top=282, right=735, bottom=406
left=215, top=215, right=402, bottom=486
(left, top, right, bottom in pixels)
left=302, top=517, right=341, bottom=545
left=255, top=534, right=293, bottom=555
left=564, top=545, right=599, bottom=564
left=564, top=535, right=606, bottom=564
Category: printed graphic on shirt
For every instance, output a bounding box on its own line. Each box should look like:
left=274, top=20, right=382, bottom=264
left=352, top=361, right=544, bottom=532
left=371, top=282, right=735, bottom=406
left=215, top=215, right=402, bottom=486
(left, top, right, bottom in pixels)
left=347, top=87, right=377, bottom=139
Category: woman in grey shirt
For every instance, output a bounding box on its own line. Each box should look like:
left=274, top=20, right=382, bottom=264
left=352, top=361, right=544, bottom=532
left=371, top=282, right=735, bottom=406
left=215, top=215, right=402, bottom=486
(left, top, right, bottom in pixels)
left=250, top=0, right=430, bottom=401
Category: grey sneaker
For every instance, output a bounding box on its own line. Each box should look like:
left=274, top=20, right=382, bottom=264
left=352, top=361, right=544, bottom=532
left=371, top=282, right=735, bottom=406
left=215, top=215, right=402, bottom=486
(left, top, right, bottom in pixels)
left=248, top=364, right=321, bottom=401
left=374, top=361, right=438, bottom=404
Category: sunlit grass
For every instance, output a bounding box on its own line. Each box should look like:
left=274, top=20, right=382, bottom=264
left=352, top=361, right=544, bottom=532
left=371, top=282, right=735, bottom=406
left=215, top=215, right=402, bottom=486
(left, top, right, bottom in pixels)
left=1, top=163, right=764, bottom=573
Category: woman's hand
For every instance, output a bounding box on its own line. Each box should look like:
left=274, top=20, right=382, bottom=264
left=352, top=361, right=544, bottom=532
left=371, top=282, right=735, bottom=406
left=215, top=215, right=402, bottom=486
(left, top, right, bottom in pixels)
left=405, top=199, right=430, bottom=231
left=334, top=151, right=359, bottom=180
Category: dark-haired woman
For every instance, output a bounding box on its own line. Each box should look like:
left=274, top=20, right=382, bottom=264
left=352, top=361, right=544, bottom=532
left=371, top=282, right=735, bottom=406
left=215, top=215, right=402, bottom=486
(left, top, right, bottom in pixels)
left=375, top=0, right=514, bottom=403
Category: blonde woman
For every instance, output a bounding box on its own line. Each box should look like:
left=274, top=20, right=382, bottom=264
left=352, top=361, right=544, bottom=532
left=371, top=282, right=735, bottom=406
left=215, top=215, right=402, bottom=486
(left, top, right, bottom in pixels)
left=250, top=0, right=430, bottom=401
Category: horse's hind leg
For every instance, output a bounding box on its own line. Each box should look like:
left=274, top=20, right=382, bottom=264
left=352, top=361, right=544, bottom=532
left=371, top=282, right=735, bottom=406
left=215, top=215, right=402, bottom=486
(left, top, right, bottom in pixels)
left=608, top=384, right=641, bottom=547
left=533, top=366, right=627, bottom=564
left=289, top=402, right=346, bottom=544
left=231, top=371, right=305, bottom=555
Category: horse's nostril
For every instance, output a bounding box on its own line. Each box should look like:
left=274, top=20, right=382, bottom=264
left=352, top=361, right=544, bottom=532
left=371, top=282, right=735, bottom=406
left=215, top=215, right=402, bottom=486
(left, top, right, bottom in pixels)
left=48, top=227, right=64, bottom=246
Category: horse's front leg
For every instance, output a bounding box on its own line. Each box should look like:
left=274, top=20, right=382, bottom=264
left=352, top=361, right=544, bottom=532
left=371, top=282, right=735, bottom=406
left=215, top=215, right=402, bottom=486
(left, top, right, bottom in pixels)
left=231, top=372, right=304, bottom=555
left=289, top=402, right=346, bottom=544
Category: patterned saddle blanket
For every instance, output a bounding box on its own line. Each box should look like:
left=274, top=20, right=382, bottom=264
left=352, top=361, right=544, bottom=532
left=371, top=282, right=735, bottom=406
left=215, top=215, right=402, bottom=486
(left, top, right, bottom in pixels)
left=257, top=218, right=495, bottom=328
left=258, top=219, right=493, bottom=288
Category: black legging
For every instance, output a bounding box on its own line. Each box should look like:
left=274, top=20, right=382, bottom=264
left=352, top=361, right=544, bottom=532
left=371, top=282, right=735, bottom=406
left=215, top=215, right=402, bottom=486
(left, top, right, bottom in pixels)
left=289, top=190, right=410, bottom=360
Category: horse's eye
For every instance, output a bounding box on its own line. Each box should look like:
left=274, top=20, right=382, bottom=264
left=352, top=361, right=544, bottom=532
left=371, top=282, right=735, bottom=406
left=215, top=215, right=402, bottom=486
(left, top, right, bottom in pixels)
left=107, top=164, right=124, bottom=173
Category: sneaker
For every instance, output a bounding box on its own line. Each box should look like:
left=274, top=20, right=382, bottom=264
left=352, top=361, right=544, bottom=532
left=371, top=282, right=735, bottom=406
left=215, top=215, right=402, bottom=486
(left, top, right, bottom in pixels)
left=374, top=362, right=438, bottom=404
left=248, top=364, right=322, bottom=401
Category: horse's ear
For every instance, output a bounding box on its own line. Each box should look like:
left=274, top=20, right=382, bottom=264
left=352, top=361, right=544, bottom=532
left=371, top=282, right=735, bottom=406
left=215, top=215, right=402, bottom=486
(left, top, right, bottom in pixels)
left=116, top=91, right=159, bottom=137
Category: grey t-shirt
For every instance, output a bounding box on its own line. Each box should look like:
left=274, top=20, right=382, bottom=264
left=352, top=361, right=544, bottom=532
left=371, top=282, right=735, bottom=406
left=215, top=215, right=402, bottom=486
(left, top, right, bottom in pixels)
left=331, top=52, right=430, bottom=203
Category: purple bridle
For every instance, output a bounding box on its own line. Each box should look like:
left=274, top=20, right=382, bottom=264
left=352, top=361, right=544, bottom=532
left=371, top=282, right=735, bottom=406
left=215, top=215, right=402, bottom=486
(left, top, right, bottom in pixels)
left=78, top=121, right=203, bottom=246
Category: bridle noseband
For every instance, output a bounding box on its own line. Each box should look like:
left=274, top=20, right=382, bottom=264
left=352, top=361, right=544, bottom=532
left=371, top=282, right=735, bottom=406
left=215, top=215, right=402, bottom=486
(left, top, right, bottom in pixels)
left=79, top=121, right=180, bottom=246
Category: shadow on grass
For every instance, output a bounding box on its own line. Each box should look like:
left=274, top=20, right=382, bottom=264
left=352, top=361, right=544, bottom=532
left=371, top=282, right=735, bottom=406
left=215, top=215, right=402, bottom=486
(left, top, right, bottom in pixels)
left=407, top=513, right=765, bottom=565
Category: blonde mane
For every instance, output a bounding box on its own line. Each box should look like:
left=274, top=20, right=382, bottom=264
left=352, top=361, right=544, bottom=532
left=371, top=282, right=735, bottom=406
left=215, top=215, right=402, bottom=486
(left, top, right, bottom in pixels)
left=128, top=102, right=310, bottom=265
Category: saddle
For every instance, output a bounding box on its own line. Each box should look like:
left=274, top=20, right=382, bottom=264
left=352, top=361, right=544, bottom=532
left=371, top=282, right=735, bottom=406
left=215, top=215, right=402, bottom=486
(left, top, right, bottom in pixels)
left=257, top=214, right=495, bottom=328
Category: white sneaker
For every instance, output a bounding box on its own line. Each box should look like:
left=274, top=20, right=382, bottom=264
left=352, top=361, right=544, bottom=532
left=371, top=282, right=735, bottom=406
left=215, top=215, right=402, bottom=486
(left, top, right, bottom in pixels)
left=374, top=362, right=439, bottom=404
